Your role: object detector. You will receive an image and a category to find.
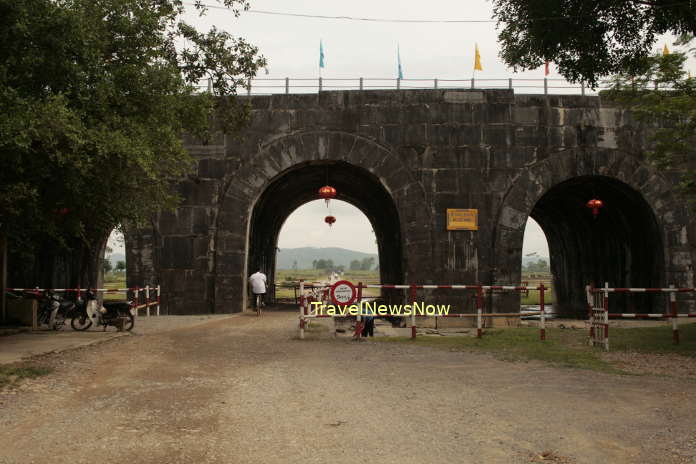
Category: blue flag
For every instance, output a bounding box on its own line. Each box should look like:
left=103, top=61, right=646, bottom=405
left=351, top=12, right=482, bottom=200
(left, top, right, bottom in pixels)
left=397, top=44, right=404, bottom=79
left=319, top=40, right=325, bottom=69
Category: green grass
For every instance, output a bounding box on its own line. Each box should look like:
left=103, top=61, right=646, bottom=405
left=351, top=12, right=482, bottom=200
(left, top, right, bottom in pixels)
left=0, top=365, right=53, bottom=388
left=376, top=323, right=696, bottom=373
left=103, top=274, right=127, bottom=301
left=520, top=275, right=554, bottom=305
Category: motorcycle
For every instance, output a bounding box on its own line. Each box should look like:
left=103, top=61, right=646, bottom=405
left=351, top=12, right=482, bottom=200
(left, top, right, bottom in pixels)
left=70, top=290, right=135, bottom=332
left=33, top=290, right=74, bottom=330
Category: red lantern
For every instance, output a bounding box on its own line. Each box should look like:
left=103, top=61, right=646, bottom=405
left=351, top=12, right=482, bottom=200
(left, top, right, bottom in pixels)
left=586, top=198, right=603, bottom=217
left=324, top=215, right=336, bottom=227
left=318, top=185, right=337, bottom=207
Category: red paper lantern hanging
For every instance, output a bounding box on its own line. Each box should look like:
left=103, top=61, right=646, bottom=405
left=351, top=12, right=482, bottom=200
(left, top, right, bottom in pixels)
left=318, top=185, right=337, bottom=207
left=324, top=215, right=336, bottom=227
left=586, top=198, right=604, bottom=217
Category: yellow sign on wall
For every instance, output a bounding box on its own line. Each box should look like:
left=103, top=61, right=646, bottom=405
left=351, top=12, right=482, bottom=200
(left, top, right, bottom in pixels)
left=447, top=209, right=478, bottom=231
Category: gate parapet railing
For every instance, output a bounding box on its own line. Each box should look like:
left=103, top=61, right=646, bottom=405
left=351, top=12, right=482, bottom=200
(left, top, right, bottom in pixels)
left=198, top=77, right=678, bottom=97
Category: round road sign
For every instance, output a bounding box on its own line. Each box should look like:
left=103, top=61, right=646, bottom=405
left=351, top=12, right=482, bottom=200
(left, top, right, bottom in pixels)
left=329, top=280, right=357, bottom=306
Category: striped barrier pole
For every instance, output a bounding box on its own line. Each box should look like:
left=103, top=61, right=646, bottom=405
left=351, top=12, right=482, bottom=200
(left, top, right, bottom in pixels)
left=299, top=280, right=305, bottom=340
left=134, top=287, right=140, bottom=317
left=156, top=285, right=161, bottom=316
left=586, top=284, right=594, bottom=346
left=476, top=286, right=483, bottom=338
left=670, top=284, right=679, bottom=345
left=539, top=283, right=546, bottom=341
left=145, top=285, right=151, bottom=317
left=603, top=282, right=610, bottom=351
left=409, top=284, right=417, bottom=339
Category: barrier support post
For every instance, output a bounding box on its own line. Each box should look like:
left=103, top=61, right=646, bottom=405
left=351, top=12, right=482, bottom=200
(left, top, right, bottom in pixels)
left=299, top=280, right=305, bottom=340
left=670, top=284, right=679, bottom=345
left=134, top=287, right=140, bottom=317
left=586, top=284, right=594, bottom=346
left=156, top=285, right=161, bottom=316
left=145, top=285, right=151, bottom=317
left=539, top=283, right=546, bottom=341
left=603, top=282, right=610, bottom=351
left=476, top=286, right=483, bottom=338
left=409, top=284, right=417, bottom=339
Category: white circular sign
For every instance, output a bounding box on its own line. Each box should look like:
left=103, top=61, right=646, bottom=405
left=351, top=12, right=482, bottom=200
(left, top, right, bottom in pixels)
left=330, top=280, right=357, bottom=306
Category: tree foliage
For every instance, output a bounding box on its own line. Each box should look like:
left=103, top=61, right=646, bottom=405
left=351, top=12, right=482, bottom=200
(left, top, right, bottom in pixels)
left=603, top=36, right=696, bottom=201
left=492, top=0, right=696, bottom=86
left=0, top=0, right=265, bottom=285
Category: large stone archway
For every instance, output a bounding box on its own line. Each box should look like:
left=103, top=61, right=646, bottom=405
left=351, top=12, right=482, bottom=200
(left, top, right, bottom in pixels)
left=493, top=148, right=694, bottom=316
left=211, top=130, right=431, bottom=313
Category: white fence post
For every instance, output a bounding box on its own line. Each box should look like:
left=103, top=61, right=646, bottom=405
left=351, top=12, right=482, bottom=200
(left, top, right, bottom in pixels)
left=299, top=280, right=305, bottom=340
left=156, top=285, right=161, bottom=316
left=145, top=285, right=150, bottom=317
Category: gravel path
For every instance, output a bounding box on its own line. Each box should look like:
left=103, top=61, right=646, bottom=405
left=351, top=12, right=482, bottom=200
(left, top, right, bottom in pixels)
left=0, top=310, right=695, bottom=464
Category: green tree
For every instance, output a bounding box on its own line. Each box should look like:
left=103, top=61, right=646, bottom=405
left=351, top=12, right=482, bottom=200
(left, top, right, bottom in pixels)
left=604, top=38, right=696, bottom=201
left=360, top=257, right=375, bottom=271
left=492, top=0, right=696, bottom=86
left=115, top=261, right=126, bottom=273
left=0, top=0, right=265, bottom=287
left=349, top=259, right=361, bottom=271
left=102, top=259, right=113, bottom=274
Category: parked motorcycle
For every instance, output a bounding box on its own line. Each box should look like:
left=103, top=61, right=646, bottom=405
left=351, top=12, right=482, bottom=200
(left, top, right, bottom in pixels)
left=34, top=290, right=75, bottom=330
left=70, top=290, right=134, bottom=332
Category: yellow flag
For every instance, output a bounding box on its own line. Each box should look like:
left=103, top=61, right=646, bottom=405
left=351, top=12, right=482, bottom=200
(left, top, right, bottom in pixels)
left=663, top=44, right=670, bottom=55
left=474, top=43, right=483, bottom=71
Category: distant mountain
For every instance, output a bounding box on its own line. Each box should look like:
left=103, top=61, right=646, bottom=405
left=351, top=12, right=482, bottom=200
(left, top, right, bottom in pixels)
left=107, top=253, right=126, bottom=266
left=276, top=247, right=378, bottom=270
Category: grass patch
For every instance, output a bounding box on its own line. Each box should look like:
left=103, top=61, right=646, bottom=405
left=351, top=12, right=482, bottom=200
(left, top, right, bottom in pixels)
left=305, top=321, right=329, bottom=333
left=376, top=323, right=696, bottom=373
left=0, top=365, right=53, bottom=388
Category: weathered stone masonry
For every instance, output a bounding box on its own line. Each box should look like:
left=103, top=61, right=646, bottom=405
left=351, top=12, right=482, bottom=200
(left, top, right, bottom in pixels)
left=127, top=89, right=696, bottom=316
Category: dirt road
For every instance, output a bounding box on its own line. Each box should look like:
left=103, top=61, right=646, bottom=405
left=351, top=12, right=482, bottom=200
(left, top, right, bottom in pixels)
left=1, top=310, right=694, bottom=464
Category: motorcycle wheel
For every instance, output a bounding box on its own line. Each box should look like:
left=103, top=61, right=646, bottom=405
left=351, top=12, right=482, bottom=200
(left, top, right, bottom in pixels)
left=52, top=314, right=66, bottom=330
left=123, top=313, right=134, bottom=331
left=71, top=315, right=92, bottom=331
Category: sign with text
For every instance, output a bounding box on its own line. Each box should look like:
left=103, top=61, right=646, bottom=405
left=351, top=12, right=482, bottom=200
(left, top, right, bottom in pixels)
left=447, top=209, right=478, bottom=231
left=330, top=280, right=357, bottom=306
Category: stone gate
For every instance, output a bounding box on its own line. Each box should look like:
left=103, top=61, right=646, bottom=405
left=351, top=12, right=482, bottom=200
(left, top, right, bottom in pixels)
left=126, top=89, right=695, bottom=316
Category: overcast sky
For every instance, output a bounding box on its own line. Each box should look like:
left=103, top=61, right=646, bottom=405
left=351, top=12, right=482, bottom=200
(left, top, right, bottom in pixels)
left=110, top=0, right=690, bottom=258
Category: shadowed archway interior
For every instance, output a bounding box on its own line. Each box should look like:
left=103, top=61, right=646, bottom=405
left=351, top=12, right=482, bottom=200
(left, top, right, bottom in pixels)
left=248, top=161, right=403, bottom=300
left=530, top=175, right=664, bottom=317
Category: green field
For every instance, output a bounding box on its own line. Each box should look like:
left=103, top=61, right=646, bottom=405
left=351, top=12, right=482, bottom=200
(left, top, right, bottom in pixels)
left=274, top=269, right=380, bottom=300
left=103, top=273, right=127, bottom=301
left=520, top=273, right=554, bottom=305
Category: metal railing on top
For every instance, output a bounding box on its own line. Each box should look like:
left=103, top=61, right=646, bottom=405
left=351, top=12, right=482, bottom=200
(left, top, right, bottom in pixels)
left=197, top=77, right=627, bottom=97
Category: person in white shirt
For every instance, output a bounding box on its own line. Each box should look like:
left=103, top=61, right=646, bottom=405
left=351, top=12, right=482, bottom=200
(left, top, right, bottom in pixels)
left=248, top=269, right=267, bottom=310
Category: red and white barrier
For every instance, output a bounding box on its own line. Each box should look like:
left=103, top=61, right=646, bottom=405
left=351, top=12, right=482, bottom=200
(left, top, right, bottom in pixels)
left=586, top=283, right=696, bottom=349
left=7, top=285, right=162, bottom=317
left=297, top=281, right=548, bottom=341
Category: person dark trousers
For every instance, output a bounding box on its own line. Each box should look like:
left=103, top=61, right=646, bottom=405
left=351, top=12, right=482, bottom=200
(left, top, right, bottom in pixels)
left=361, top=316, right=375, bottom=337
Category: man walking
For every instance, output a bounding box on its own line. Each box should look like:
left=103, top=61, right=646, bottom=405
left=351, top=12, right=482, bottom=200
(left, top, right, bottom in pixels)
left=248, top=268, right=267, bottom=312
